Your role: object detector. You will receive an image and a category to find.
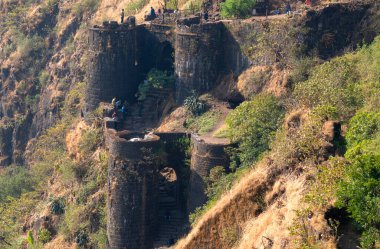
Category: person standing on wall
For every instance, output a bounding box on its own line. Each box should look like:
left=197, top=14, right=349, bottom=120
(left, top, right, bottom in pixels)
left=204, top=10, right=209, bottom=21
left=150, top=6, right=156, bottom=19
left=121, top=9, right=125, bottom=23
left=285, top=2, right=291, bottom=15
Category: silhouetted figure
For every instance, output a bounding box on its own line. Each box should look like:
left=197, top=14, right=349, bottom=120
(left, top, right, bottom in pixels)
left=121, top=9, right=125, bottom=23
left=150, top=7, right=156, bottom=18
left=285, top=2, right=291, bottom=15
left=121, top=105, right=126, bottom=119
left=204, top=11, right=209, bottom=21
left=116, top=100, right=122, bottom=109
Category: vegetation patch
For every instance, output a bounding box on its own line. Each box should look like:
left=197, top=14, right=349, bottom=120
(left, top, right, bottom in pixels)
left=137, top=69, right=174, bottom=101
left=221, top=0, right=256, bottom=18
left=184, top=109, right=221, bottom=135
left=226, top=93, right=284, bottom=166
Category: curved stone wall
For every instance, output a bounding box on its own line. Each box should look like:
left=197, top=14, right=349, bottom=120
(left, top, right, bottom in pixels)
left=106, top=128, right=161, bottom=249
left=175, top=21, right=224, bottom=102
left=188, top=134, right=230, bottom=213
left=86, top=25, right=144, bottom=113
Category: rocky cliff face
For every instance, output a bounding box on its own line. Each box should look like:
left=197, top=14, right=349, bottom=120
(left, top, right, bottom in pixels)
left=0, top=0, right=91, bottom=166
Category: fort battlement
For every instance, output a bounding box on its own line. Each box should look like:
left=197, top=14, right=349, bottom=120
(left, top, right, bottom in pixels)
left=85, top=17, right=250, bottom=114
left=188, top=134, right=231, bottom=212
left=104, top=119, right=232, bottom=248
left=105, top=123, right=161, bottom=249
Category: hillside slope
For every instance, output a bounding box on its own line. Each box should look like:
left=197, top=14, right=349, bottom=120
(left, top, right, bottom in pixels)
left=0, top=0, right=379, bottom=248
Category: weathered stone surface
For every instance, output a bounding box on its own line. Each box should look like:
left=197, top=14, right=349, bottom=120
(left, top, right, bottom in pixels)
left=188, top=134, right=230, bottom=213
left=106, top=129, right=161, bottom=249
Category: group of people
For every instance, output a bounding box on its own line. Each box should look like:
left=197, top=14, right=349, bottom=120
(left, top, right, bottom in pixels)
left=111, top=97, right=128, bottom=120
left=147, top=6, right=180, bottom=20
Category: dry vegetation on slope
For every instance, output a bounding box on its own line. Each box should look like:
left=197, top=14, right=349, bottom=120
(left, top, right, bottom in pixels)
left=175, top=35, right=380, bottom=249
left=0, top=0, right=379, bottom=248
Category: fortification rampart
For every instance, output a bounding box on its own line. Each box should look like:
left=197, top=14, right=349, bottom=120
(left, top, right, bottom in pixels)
left=175, top=21, right=225, bottom=102
left=188, top=135, right=231, bottom=213
left=105, top=125, right=160, bottom=249
left=85, top=18, right=251, bottom=112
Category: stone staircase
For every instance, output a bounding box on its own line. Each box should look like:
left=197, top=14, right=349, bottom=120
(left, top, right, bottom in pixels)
left=153, top=180, right=187, bottom=248
left=121, top=87, right=173, bottom=131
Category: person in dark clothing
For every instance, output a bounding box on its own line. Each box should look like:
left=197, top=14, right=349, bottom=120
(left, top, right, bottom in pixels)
left=150, top=7, right=156, bottom=18
left=285, top=2, right=291, bottom=15
left=120, top=9, right=125, bottom=23
left=204, top=10, right=209, bottom=21
left=116, top=100, right=122, bottom=109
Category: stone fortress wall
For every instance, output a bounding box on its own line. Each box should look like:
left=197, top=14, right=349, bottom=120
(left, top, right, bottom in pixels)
left=104, top=119, right=231, bottom=249
left=93, top=3, right=380, bottom=247
left=105, top=125, right=161, bottom=249
left=188, top=134, right=231, bottom=213
left=85, top=16, right=250, bottom=114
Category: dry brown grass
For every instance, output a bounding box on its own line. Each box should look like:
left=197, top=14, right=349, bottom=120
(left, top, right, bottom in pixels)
left=43, top=235, right=76, bottom=249
left=65, top=120, right=89, bottom=160
left=175, top=159, right=279, bottom=249
left=237, top=65, right=290, bottom=100
left=175, top=108, right=339, bottom=248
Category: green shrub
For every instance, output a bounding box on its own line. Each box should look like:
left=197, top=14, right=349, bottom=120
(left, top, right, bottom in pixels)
left=333, top=109, right=380, bottom=247
left=226, top=94, right=284, bottom=166
left=75, top=230, right=89, bottom=247
left=16, top=35, right=45, bottom=60
left=38, top=228, right=52, bottom=244
left=345, top=111, right=380, bottom=149
left=184, top=109, right=220, bottom=134
left=221, top=0, right=256, bottom=18
left=60, top=204, right=89, bottom=239
left=137, top=69, right=174, bottom=101
left=26, top=230, right=34, bottom=245
left=289, top=56, right=318, bottom=84
left=294, top=56, right=361, bottom=119
left=0, top=165, right=34, bottom=202
left=78, top=128, right=102, bottom=156
left=50, top=198, right=65, bottom=215
left=184, top=91, right=206, bottom=116
left=336, top=154, right=380, bottom=247
left=305, top=157, right=347, bottom=208
left=166, top=0, right=179, bottom=10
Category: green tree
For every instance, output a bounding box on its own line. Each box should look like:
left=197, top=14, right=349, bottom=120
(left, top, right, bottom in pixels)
left=221, top=0, right=256, bottom=18
left=336, top=110, right=380, bottom=248
left=336, top=155, right=380, bottom=248
left=226, top=94, right=284, bottom=166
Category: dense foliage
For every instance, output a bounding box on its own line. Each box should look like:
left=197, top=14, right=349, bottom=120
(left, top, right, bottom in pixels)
left=221, top=0, right=256, bottom=18
left=137, top=69, right=174, bottom=101
left=226, top=94, right=284, bottom=166
left=184, top=91, right=206, bottom=116
left=295, top=36, right=380, bottom=248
